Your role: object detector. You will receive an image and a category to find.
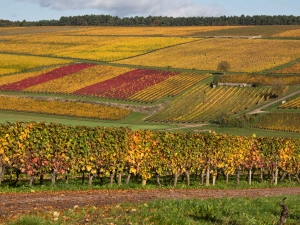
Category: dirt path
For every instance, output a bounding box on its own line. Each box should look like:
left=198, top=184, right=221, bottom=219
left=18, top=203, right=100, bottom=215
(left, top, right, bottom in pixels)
left=1, top=187, right=300, bottom=218
left=164, top=123, right=209, bottom=131
left=0, top=94, right=167, bottom=115
left=248, top=90, right=300, bottom=114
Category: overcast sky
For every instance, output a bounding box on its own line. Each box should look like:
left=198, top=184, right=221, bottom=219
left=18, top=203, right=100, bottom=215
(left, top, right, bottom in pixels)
left=1, top=0, right=299, bottom=21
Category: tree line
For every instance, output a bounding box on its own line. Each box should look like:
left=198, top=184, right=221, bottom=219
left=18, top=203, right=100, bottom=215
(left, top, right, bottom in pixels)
left=1, top=14, right=300, bottom=27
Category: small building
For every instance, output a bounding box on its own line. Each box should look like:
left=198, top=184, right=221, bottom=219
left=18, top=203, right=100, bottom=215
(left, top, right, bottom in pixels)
left=217, top=82, right=252, bottom=87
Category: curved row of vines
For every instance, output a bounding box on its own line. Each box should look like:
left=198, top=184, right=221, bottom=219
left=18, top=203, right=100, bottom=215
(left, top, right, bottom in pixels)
left=1, top=122, right=300, bottom=187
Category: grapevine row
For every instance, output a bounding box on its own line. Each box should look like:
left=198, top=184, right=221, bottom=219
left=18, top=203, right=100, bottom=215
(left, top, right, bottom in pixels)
left=0, top=63, right=95, bottom=91
left=73, top=69, right=176, bottom=99
left=128, top=73, right=211, bottom=103
left=2, top=64, right=193, bottom=102
left=280, top=97, right=300, bottom=109
left=117, top=39, right=300, bottom=73
left=149, top=84, right=272, bottom=123
left=252, top=112, right=300, bottom=133
left=218, top=74, right=300, bottom=85
left=0, top=53, right=73, bottom=76
left=1, top=122, right=300, bottom=187
left=0, top=96, right=131, bottom=120
left=0, top=34, right=194, bottom=61
left=25, top=65, right=133, bottom=94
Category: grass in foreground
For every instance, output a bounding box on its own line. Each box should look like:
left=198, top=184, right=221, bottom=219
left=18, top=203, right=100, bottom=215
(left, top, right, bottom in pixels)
left=169, top=123, right=300, bottom=138
left=0, top=110, right=175, bottom=130
left=2, top=172, right=300, bottom=194
left=7, top=195, right=300, bottom=225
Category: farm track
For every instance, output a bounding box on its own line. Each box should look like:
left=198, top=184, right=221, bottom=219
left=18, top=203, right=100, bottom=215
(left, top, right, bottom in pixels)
left=0, top=94, right=167, bottom=115
left=164, top=123, right=209, bottom=130
left=248, top=90, right=300, bottom=114
left=1, top=187, right=300, bottom=218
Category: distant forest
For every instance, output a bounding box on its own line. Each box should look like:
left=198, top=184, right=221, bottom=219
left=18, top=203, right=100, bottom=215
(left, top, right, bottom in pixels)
left=1, top=15, right=300, bottom=27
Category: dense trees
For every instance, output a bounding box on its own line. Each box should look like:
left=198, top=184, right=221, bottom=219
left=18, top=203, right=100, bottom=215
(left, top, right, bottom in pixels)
left=1, top=15, right=300, bottom=27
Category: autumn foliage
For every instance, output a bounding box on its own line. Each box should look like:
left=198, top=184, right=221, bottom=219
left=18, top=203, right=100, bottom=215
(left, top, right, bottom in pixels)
left=73, top=69, right=176, bottom=99
left=0, top=63, right=95, bottom=91
left=252, top=112, right=300, bottom=133
left=0, top=96, right=131, bottom=120
left=1, top=122, right=300, bottom=187
left=148, top=84, right=272, bottom=122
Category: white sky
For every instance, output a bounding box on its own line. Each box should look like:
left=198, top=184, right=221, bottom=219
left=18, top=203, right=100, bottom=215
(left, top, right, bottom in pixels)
left=1, top=0, right=299, bottom=21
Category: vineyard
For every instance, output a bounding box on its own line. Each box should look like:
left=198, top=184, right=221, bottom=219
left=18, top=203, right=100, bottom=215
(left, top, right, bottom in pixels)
left=1, top=25, right=299, bottom=37
left=217, top=74, right=300, bottom=85
left=0, top=63, right=95, bottom=91
left=0, top=53, right=73, bottom=75
left=1, top=122, right=300, bottom=187
left=61, top=25, right=242, bottom=37
left=252, top=112, right=300, bottom=133
left=273, top=28, right=300, bottom=37
left=0, top=34, right=195, bottom=61
left=128, top=73, right=211, bottom=103
left=273, top=62, right=300, bottom=74
left=148, top=84, right=272, bottom=123
left=0, top=96, right=131, bottom=120
left=73, top=69, right=176, bottom=99
left=24, top=65, right=133, bottom=94
left=0, top=63, right=212, bottom=103
left=116, top=39, right=300, bottom=73
left=1, top=24, right=300, bottom=224
left=0, top=26, right=300, bottom=134
left=280, top=96, right=300, bottom=109
left=193, top=25, right=300, bottom=37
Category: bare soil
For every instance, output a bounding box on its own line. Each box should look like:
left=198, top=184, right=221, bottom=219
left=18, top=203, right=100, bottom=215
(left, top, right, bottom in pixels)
left=1, top=187, right=300, bottom=220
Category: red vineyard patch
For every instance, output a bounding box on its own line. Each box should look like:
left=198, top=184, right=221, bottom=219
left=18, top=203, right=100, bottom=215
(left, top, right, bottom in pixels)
left=73, top=69, right=177, bottom=99
left=0, top=63, right=95, bottom=91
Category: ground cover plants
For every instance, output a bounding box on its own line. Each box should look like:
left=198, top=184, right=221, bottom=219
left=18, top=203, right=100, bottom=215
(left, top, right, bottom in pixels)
left=6, top=195, right=300, bottom=225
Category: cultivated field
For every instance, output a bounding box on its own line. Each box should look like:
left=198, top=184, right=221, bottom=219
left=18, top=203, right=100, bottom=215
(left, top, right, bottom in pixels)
left=252, top=112, right=300, bottom=132
left=0, top=53, right=72, bottom=75
left=0, top=34, right=196, bottom=61
left=0, top=25, right=300, bottom=134
left=117, top=38, right=300, bottom=72
left=148, top=84, right=272, bottom=122
left=1, top=25, right=300, bottom=224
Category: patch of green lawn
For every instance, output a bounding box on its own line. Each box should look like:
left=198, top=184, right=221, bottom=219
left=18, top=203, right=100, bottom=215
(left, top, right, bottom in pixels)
left=170, top=123, right=300, bottom=138
left=0, top=110, right=175, bottom=130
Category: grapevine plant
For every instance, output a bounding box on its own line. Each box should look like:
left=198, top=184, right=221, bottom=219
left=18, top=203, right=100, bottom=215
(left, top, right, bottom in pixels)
left=1, top=122, right=300, bottom=187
